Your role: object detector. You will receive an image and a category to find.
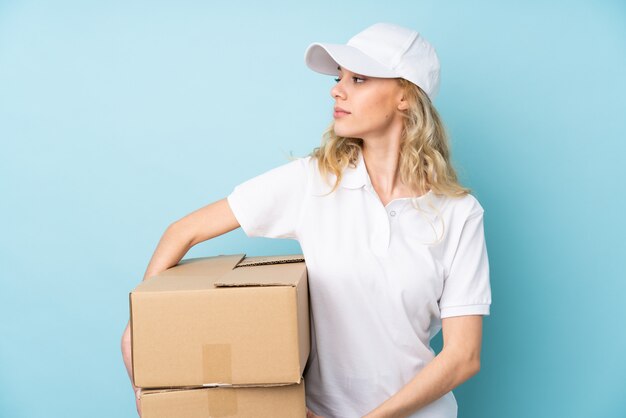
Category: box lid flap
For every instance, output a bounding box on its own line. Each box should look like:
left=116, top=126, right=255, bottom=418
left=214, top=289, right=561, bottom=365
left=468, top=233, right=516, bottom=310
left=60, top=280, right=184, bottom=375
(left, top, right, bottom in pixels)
left=132, top=254, right=245, bottom=293
left=236, top=254, right=304, bottom=267
left=215, top=254, right=305, bottom=287
left=158, top=254, right=246, bottom=277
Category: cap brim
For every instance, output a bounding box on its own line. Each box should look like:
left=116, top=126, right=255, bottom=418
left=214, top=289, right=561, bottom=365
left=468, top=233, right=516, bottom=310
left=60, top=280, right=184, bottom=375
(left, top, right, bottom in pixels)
left=304, top=42, right=398, bottom=78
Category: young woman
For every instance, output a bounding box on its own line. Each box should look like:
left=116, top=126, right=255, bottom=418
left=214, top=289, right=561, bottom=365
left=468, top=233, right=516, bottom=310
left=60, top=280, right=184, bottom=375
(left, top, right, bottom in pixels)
left=122, top=22, right=492, bottom=418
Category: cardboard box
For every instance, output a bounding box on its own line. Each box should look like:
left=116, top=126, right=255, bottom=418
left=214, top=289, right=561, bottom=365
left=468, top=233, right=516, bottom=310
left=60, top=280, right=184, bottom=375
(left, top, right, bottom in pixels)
left=130, top=254, right=310, bottom=389
left=140, top=380, right=306, bottom=418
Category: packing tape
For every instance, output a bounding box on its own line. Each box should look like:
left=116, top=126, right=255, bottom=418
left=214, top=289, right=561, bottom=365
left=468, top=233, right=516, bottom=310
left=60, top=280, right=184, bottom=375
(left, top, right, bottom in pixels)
left=207, top=388, right=238, bottom=417
left=202, top=344, right=233, bottom=385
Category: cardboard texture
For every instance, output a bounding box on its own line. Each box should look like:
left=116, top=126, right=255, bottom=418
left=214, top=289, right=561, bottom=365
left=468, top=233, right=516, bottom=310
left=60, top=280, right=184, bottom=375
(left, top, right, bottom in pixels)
left=140, top=380, right=306, bottom=418
left=130, top=254, right=310, bottom=389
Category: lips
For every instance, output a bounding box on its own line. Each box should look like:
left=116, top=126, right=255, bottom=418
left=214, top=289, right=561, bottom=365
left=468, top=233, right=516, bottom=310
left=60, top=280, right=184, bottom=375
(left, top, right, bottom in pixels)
left=333, top=106, right=351, bottom=119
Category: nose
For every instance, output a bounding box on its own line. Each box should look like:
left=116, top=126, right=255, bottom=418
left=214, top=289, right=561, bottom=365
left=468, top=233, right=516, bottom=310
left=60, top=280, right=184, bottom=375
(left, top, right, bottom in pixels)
left=330, top=78, right=346, bottom=100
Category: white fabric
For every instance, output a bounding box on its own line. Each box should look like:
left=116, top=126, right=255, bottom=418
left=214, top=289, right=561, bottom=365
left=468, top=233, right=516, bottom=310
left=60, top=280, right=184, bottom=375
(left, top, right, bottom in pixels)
left=304, top=23, right=441, bottom=100
left=227, top=150, right=492, bottom=418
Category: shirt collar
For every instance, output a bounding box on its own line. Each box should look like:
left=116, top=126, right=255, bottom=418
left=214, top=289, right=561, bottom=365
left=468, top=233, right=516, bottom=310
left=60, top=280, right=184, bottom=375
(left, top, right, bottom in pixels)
left=341, top=149, right=372, bottom=189
left=311, top=149, right=372, bottom=195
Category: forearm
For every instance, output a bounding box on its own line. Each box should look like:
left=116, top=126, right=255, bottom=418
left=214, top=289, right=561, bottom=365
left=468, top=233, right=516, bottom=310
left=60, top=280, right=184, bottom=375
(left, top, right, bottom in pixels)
left=138, top=198, right=240, bottom=282
left=362, top=348, right=480, bottom=418
left=141, top=222, right=194, bottom=281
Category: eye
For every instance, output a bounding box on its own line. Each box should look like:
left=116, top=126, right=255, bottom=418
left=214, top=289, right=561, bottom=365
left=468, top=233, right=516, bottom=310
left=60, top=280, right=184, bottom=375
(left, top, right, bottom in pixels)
left=333, top=76, right=366, bottom=84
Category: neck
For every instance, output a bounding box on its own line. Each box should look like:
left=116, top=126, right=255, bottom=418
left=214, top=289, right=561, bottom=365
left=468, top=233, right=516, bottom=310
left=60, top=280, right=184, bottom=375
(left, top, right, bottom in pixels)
left=360, top=118, right=407, bottom=196
left=360, top=128, right=426, bottom=200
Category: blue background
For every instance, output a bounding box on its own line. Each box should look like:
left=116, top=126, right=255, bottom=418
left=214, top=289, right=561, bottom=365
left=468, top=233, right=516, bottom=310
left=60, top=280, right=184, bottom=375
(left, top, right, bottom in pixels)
left=1, top=1, right=625, bottom=417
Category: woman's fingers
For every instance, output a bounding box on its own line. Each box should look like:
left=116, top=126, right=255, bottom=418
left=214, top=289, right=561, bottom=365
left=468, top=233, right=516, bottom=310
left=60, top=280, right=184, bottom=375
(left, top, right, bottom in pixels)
left=135, top=388, right=142, bottom=416
left=306, top=407, right=324, bottom=418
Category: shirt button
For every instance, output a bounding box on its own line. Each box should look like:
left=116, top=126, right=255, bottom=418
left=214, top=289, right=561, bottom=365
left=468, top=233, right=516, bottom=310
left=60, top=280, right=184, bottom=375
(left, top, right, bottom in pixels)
left=389, top=210, right=396, bottom=217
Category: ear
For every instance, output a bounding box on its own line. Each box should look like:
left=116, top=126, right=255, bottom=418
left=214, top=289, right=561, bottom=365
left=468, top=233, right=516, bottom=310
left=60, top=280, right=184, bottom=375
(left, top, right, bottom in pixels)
left=397, top=96, right=410, bottom=111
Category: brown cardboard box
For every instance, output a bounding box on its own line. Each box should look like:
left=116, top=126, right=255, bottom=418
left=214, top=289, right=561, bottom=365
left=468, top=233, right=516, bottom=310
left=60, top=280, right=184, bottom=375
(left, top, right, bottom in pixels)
left=130, top=254, right=310, bottom=389
left=140, top=380, right=306, bottom=418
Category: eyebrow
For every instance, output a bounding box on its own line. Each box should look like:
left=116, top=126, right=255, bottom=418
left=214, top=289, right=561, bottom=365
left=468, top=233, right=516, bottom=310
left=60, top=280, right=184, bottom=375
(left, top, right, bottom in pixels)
left=337, top=66, right=366, bottom=78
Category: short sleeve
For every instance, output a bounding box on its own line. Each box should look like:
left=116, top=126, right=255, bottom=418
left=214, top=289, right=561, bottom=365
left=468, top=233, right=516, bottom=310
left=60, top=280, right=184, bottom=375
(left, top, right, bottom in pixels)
left=226, top=157, right=309, bottom=239
left=439, top=209, right=492, bottom=319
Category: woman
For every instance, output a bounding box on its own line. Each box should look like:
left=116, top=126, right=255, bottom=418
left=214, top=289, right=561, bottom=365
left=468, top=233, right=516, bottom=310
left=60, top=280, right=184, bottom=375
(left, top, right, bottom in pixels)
left=122, top=22, right=492, bottom=418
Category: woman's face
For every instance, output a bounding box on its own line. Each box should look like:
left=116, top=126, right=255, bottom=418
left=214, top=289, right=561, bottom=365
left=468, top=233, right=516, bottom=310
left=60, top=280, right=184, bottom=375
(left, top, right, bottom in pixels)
left=330, top=66, right=408, bottom=140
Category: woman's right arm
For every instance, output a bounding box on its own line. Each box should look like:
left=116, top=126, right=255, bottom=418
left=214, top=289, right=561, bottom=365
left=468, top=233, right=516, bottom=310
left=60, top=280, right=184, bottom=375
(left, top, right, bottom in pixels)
left=121, top=197, right=240, bottom=416
left=140, top=197, right=241, bottom=281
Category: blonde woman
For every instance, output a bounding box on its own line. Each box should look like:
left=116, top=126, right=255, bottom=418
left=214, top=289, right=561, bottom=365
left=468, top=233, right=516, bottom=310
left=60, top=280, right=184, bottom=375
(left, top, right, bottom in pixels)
left=122, top=22, right=492, bottom=418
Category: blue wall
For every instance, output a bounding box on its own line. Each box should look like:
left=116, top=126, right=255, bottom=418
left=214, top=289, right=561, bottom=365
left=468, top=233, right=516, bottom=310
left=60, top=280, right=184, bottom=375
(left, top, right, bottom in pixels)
left=1, top=1, right=624, bottom=417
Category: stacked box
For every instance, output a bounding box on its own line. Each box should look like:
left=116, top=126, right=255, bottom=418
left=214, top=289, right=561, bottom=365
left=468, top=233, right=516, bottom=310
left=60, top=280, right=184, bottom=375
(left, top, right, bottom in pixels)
left=129, top=254, right=310, bottom=417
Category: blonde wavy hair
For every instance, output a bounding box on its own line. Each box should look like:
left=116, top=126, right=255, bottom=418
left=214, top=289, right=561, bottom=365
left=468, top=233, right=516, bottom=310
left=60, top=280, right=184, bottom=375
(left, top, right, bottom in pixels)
left=308, top=78, right=469, bottom=199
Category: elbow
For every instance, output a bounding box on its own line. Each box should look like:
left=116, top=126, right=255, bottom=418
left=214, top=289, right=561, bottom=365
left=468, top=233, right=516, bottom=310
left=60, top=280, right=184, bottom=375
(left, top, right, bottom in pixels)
left=463, top=352, right=481, bottom=379
left=168, top=220, right=183, bottom=234
left=167, top=220, right=196, bottom=249
left=449, top=348, right=481, bottom=380
left=469, top=358, right=481, bottom=377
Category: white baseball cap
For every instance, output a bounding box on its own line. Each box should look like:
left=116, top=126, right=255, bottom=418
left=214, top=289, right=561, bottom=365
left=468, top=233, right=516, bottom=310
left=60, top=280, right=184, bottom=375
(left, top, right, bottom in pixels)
left=304, top=22, right=441, bottom=100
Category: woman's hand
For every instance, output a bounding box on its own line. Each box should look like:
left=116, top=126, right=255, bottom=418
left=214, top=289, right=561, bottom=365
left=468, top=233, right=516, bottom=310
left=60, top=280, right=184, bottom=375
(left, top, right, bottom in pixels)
left=134, top=388, right=142, bottom=416
left=306, top=407, right=325, bottom=418
left=121, top=320, right=142, bottom=416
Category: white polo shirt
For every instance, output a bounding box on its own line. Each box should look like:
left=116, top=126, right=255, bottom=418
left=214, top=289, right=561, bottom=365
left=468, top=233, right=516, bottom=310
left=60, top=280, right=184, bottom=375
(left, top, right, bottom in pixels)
left=227, top=150, right=492, bottom=418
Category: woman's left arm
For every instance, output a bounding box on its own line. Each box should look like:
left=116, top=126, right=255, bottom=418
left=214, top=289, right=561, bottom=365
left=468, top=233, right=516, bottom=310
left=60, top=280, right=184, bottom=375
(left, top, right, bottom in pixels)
left=362, top=315, right=484, bottom=418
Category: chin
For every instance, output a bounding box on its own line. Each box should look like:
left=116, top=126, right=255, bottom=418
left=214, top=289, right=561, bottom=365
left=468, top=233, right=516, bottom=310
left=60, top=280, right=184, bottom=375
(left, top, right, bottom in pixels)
left=332, top=124, right=359, bottom=139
